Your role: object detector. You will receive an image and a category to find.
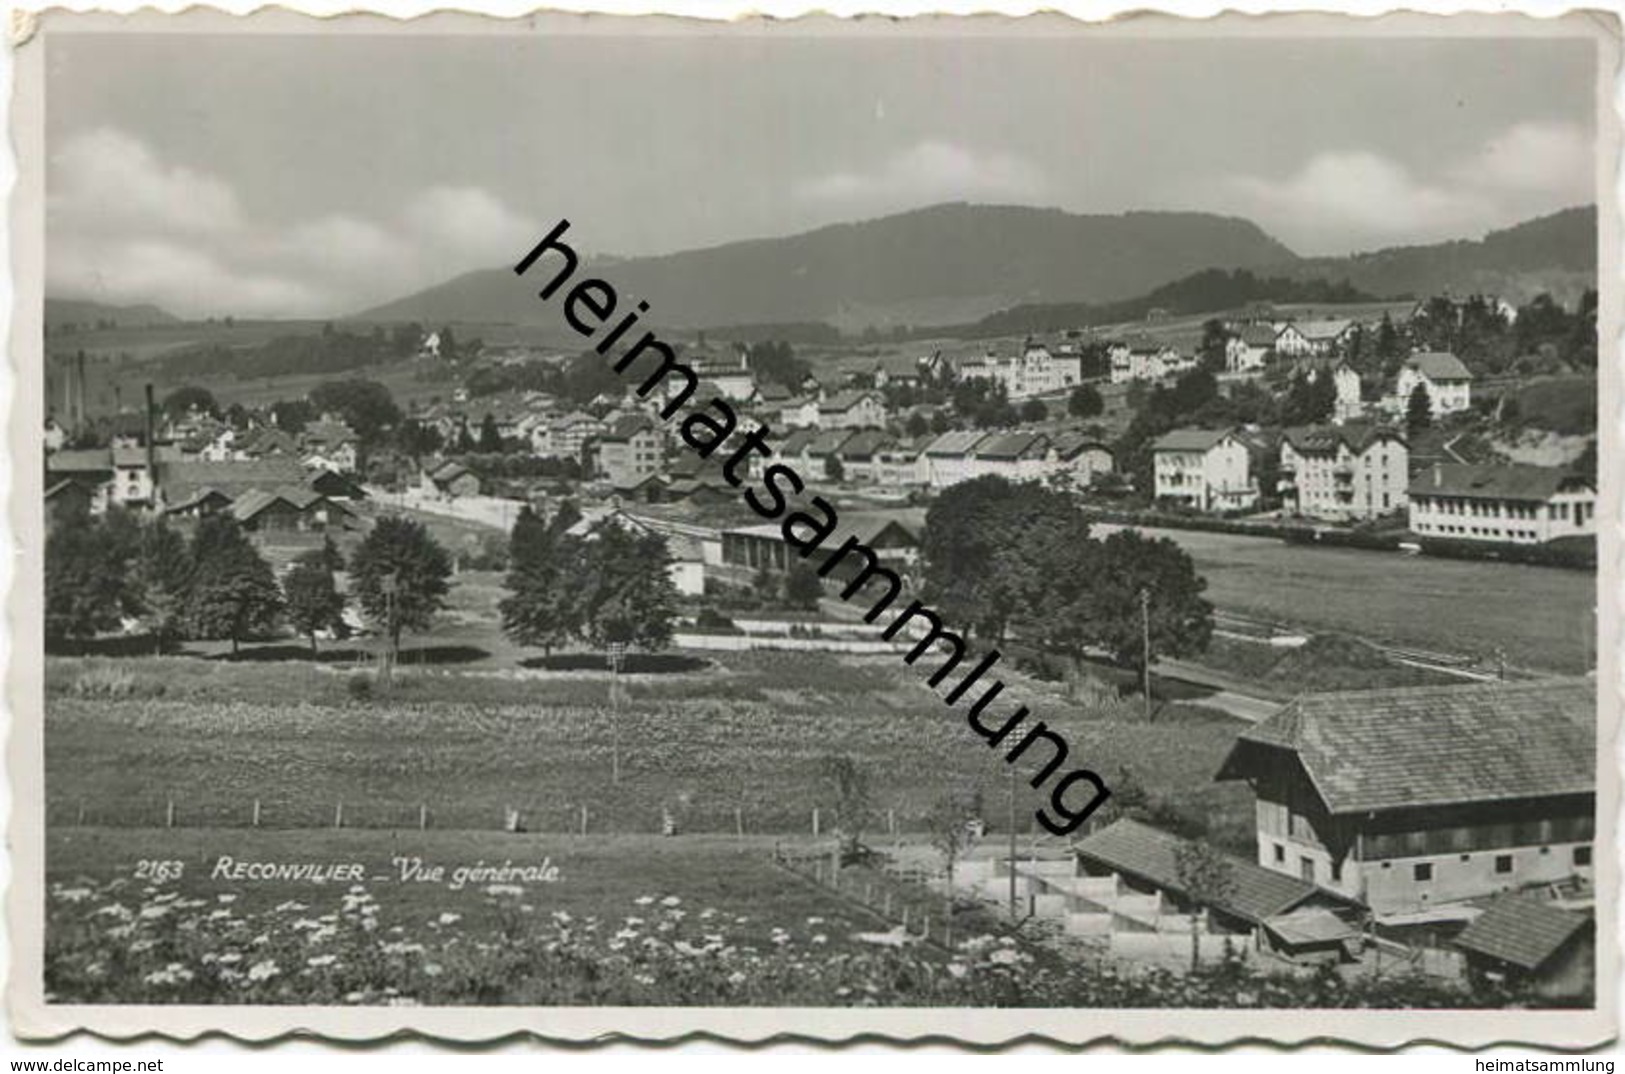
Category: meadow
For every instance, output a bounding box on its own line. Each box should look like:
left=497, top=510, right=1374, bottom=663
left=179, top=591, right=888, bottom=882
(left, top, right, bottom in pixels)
left=45, top=648, right=1256, bottom=847
left=1095, top=524, right=1595, bottom=674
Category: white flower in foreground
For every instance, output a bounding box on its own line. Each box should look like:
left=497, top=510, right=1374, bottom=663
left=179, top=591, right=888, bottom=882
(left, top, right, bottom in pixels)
left=437, top=912, right=461, bottom=926
left=661, top=895, right=681, bottom=907
left=247, top=960, right=279, bottom=982
left=306, top=955, right=338, bottom=968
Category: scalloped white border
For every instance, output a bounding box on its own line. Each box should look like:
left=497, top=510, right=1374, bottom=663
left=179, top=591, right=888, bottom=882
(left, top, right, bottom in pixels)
left=3, top=5, right=1619, bottom=1049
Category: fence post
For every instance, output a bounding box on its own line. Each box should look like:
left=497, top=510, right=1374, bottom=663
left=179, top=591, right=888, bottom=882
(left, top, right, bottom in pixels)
left=252, top=798, right=261, bottom=828
left=76, top=800, right=86, bottom=826
left=883, top=892, right=892, bottom=917
left=812, top=807, right=820, bottom=837
left=921, top=913, right=930, bottom=942
left=579, top=804, right=588, bottom=835
left=334, top=801, right=344, bottom=829
left=887, top=808, right=896, bottom=836
left=901, top=906, right=909, bottom=930
left=165, top=799, right=175, bottom=829
left=735, top=806, right=743, bottom=838
left=420, top=803, right=429, bottom=830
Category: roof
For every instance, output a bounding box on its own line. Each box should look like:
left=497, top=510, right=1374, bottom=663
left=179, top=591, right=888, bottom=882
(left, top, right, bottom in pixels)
left=1453, top=894, right=1589, bottom=971
left=1295, top=319, right=1354, bottom=341
left=1405, top=351, right=1473, bottom=381
left=807, top=428, right=857, bottom=456
left=301, top=421, right=357, bottom=447
left=836, top=429, right=893, bottom=459
left=818, top=389, right=881, bottom=414
left=1153, top=428, right=1235, bottom=453
left=1262, top=908, right=1361, bottom=947
left=1217, top=679, right=1595, bottom=815
left=1235, top=324, right=1282, bottom=348
left=602, top=414, right=656, bottom=441
left=1073, top=818, right=1326, bottom=925
left=924, top=430, right=988, bottom=457
left=976, top=431, right=1050, bottom=460
left=159, top=459, right=307, bottom=502
left=111, top=446, right=152, bottom=469
left=1407, top=463, right=1592, bottom=503
left=47, top=448, right=114, bottom=474
left=777, top=428, right=820, bottom=456
left=1050, top=431, right=1114, bottom=461
left=1282, top=425, right=1404, bottom=455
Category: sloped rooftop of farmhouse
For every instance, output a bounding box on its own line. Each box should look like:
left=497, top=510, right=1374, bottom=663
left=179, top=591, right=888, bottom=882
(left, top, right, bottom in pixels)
left=1405, top=351, right=1473, bottom=380
left=1407, top=463, right=1592, bottom=502
left=1453, top=894, right=1590, bottom=971
left=1073, top=818, right=1329, bottom=926
left=1216, top=679, right=1595, bottom=815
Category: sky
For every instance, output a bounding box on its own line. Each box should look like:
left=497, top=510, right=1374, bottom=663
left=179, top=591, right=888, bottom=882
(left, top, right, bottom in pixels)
left=44, top=27, right=1599, bottom=319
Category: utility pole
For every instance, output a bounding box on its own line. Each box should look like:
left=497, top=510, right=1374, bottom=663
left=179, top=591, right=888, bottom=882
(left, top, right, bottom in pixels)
left=1140, top=587, right=1153, bottom=722
left=1007, top=763, right=1017, bottom=922
left=607, top=642, right=626, bottom=784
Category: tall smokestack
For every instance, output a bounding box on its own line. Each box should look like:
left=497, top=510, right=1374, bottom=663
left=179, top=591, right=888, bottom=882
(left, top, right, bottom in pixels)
left=76, top=350, right=87, bottom=430
left=145, top=383, right=158, bottom=508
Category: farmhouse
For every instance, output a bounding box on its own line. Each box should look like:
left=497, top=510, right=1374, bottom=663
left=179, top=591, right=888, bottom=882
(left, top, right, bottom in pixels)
left=1215, top=679, right=1595, bottom=916
left=1278, top=425, right=1408, bottom=521
left=299, top=420, right=360, bottom=473
left=1151, top=428, right=1258, bottom=512
left=1396, top=352, right=1473, bottom=418
left=231, top=487, right=358, bottom=534
left=816, top=389, right=887, bottom=430
left=423, top=460, right=483, bottom=499
left=1227, top=324, right=1280, bottom=373
left=921, top=429, right=988, bottom=489
left=1406, top=463, right=1596, bottom=544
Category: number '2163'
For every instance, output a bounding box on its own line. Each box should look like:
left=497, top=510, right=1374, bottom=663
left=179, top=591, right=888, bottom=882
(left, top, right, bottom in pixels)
left=134, top=859, right=184, bottom=883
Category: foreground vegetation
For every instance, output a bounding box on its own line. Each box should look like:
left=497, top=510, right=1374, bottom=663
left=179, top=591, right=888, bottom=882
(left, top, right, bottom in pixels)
left=44, top=857, right=1562, bottom=1008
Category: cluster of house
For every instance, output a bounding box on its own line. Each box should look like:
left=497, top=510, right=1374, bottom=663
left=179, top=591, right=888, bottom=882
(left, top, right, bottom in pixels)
left=1148, top=422, right=1597, bottom=543
left=44, top=407, right=366, bottom=536
left=1041, top=678, right=1594, bottom=998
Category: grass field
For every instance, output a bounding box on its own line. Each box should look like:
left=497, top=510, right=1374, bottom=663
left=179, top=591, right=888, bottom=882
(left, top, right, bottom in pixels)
left=1096, top=524, right=1595, bottom=673
left=46, top=649, right=1255, bottom=850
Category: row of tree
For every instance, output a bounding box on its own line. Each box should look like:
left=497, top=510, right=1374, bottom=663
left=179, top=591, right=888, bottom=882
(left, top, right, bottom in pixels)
left=45, top=509, right=455, bottom=662
left=920, top=476, right=1213, bottom=690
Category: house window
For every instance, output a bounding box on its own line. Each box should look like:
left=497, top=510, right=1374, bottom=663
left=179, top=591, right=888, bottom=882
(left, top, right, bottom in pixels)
left=1413, top=863, right=1433, bottom=882
left=1460, top=853, right=1471, bottom=862
left=1494, top=854, right=1513, bottom=874
left=1273, top=843, right=1285, bottom=864
left=1330, top=860, right=1343, bottom=883
left=1575, top=845, right=1592, bottom=867
left=1299, top=857, right=1315, bottom=882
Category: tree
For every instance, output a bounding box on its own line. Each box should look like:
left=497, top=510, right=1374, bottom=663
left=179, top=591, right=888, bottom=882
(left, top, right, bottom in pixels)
left=477, top=413, right=504, bottom=453
left=820, top=755, right=873, bottom=866
left=784, top=561, right=824, bottom=611
left=283, top=551, right=348, bottom=655
left=499, top=506, right=586, bottom=654
left=1067, top=383, right=1104, bottom=420
left=575, top=520, right=680, bottom=650
left=1174, top=839, right=1237, bottom=970
left=161, top=385, right=218, bottom=420
left=825, top=455, right=846, bottom=483
left=184, top=515, right=282, bottom=655
left=903, top=410, right=930, bottom=439
left=309, top=379, right=401, bottom=445
left=269, top=398, right=316, bottom=434
left=1037, top=530, right=1212, bottom=688
left=1406, top=382, right=1433, bottom=434
left=928, top=790, right=980, bottom=921
left=1019, top=398, right=1048, bottom=424
left=349, top=515, right=454, bottom=665
left=1197, top=318, right=1229, bottom=372
left=921, top=476, right=1082, bottom=644
left=133, top=519, right=191, bottom=654
left=45, top=514, right=139, bottom=645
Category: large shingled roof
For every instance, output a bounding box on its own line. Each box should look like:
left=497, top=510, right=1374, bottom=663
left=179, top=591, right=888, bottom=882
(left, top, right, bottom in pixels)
left=1074, top=818, right=1330, bottom=925
left=1217, top=680, right=1595, bottom=815
left=1407, top=463, right=1592, bottom=503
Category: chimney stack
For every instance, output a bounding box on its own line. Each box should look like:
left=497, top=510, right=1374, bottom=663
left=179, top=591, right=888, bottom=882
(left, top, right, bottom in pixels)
left=76, top=350, right=87, bottom=431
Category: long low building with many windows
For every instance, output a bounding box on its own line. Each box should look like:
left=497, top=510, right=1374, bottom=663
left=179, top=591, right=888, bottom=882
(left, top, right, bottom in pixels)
left=1406, top=463, right=1596, bottom=544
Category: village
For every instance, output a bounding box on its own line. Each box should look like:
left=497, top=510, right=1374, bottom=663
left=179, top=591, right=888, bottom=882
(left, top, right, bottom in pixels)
left=39, top=280, right=1600, bottom=1007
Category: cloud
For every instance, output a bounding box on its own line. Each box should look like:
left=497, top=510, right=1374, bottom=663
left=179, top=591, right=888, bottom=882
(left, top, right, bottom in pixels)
left=794, top=140, right=1049, bottom=212
left=46, top=129, right=539, bottom=318
left=1195, top=121, right=1592, bottom=255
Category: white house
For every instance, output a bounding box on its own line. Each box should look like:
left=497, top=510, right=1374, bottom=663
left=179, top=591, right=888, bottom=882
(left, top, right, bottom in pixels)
left=1151, top=428, right=1258, bottom=512
left=1407, top=463, right=1597, bottom=545
left=1279, top=426, right=1408, bottom=521
left=1395, top=352, right=1473, bottom=418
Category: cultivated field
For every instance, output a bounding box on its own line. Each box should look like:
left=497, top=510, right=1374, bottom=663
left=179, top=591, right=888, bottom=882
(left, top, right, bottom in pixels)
left=45, top=649, right=1255, bottom=848
left=1095, top=524, right=1596, bottom=674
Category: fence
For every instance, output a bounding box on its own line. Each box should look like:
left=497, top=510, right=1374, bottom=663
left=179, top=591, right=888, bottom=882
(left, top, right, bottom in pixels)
left=45, top=796, right=1009, bottom=838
